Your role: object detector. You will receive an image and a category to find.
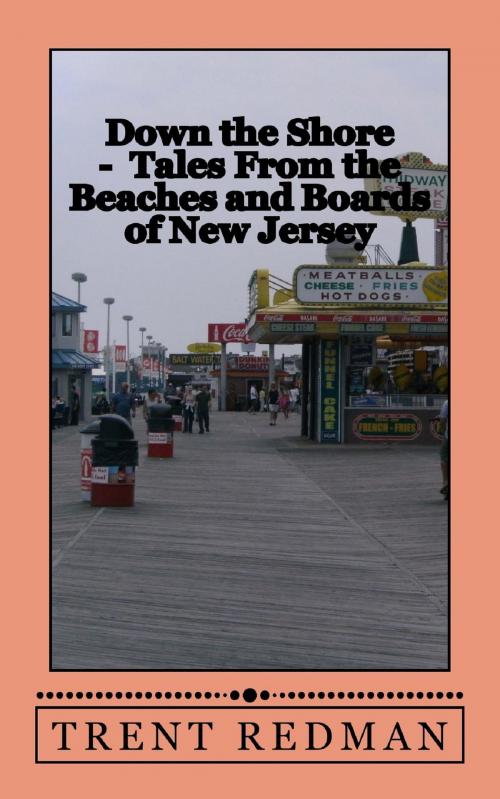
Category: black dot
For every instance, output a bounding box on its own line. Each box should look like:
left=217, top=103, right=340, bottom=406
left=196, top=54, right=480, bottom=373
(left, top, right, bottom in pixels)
left=145, top=692, right=152, bottom=699
left=357, top=692, right=365, bottom=699
left=279, top=692, right=286, bottom=698
left=223, top=693, right=228, bottom=698
left=154, top=692, right=162, bottom=699
left=86, top=692, right=93, bottom=699
left=204, top=692, right=212, bottom=700
left=260, top=690, right=270, bottom=701
left=367, top=692, right=374, bottom=699
left=298, top=692, right=305, bottom=699
left=46, top=692, right=54, bottom=699
left=417, top=692, right=424, bottom=699
left=136, top=692, right=143, bottom=699
left=338, top=692, right=344, bottom=699
left=126, top=692, right=133, bottom=699
left=397, top=691, right=404, bottom=699
left=308, top=692, right=315, bottom=699
left=36, top=692, right=43, bottom=699
left=184, top=692, right=192, bottom=699
left=96, top=692, right=103, bottom=699
left=66, top=692, right=73, bottom=699
left=56, top=692, right=63, bottom=699
left=243, top=688, right=258, bottom=703
left=407, top=692, right=414, bottom=699
left=377, top=692, right=384, bottom=699
left=214, top=693, right=220, bottom=699
left=427, top=692, right=434, bottom=699
left=327, top=691, right=335, bottom=699
left=230, top=690, right=239, bottom=700
left=175, top=692, right=182, bottom=699
left=446, top=692, right=453, bottom=699
left=195, top=692, right=202, bottom=699
left=457, top=692, right=463, bottom=699
left=288, top=692, right=296, bottom=699
left=106, top=692, right=113, bottom=699
left=76, top=692, right=83, bottom=699
left=165, top=692, right=172, bottom=699
left=436, top=691, right=444, bottom=699
left=318, top=692, right=325, bottom=699
left=347, top=692, right=355, bottom=699
left=387, top=692, right=394, bottom=699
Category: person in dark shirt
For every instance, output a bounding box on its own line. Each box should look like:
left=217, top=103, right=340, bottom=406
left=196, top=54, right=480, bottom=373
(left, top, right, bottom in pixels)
left=268, top=383, right=279, bottom=426
left=111, top=382, right=136, bottom=421
left=195, top=386, right=211, bottom=434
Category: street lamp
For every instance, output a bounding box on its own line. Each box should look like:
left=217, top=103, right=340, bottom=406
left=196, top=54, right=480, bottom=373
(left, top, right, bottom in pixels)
left=103, top=297, right=115, bottom=400
left=122, top=315, right=133, bottom=385
left=139, top=327, right=146, bottom=391
left=146, top=335, right=153, bottom=388
left=72, top=272, right=87, bottom=304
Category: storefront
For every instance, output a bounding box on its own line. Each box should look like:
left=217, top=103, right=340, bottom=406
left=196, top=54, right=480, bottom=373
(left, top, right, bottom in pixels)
left=246, top=261, right=448, bottom=444
left=211, top=355, right=287, bottom=411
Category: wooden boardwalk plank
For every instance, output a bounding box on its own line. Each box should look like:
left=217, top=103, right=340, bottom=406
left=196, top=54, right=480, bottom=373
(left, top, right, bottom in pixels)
left=51, top=411, right=448, bottom=669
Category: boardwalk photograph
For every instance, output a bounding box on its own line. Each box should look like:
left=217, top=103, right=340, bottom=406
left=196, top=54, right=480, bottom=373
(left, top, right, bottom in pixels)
left=51, top=49, right=448, bottom=671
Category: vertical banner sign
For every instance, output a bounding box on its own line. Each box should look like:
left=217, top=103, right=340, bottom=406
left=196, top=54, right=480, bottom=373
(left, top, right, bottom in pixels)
left=83, top=329, right=99, bottom=353
left=114, top=344, right=126, bottom=364
left=320, top=340, right=341, bottom=442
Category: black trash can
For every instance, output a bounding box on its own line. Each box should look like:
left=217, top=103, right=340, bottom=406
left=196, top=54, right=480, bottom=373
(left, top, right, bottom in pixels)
left=147, top=404, right=176, bottom=457
left=90, top=414, right=139, bottom=507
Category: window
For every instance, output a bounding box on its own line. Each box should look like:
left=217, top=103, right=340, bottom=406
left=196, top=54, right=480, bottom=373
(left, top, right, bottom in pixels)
left=62, top=313, right=73, bottom=336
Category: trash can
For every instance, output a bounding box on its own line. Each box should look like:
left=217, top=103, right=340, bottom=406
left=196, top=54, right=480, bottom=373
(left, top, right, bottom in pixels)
left=90, top=414, right=139, bottom=507
left=147, top=404, right=176, bottom=457
left=80, top=419, right=101, bottom=501
left=165, top=395, right=183, bottom=431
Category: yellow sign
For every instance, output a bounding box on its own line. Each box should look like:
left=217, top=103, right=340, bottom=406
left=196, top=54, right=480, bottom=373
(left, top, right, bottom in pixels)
left=187, top=343, right=222, bottom=353
left=365, top=152, right=448, bottom=222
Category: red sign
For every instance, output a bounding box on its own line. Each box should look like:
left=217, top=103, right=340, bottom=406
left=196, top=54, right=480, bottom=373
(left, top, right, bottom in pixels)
left=142, top=357, right=159, bottom=372
left=208, top=323, right=252, bottom=344
left=255, top=313, right=448, bottom=324
left=83, top=329, right=99, bottom=353
left=114, top=345, right=127, bottom=364
left=230, top=356, right=270, bottom=370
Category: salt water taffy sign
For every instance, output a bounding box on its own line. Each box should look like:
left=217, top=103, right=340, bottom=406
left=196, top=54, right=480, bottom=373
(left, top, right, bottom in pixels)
left=294, top=264, right=448, bottom=308
left=364, top=152, right=448, bottom=221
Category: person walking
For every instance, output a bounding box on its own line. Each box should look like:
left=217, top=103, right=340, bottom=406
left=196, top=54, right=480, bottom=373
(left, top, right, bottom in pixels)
left=142, top=389, right=157, bottom=421
left=259, top=387, right=266, bottom=411
left=279, top=387, right=290, bottom=419
left=268, top=383, right=279, bottom=426
left=111, top=382, right=136, bottom=422
left=196, top=385, right=211, bottom=434
left=438, top=399, right=449, bottom=500
left=69, top=384, right=80, bottom=425
left=249, top=384, right=259, bottom=413
left=182, top=386, right=195, bottom=433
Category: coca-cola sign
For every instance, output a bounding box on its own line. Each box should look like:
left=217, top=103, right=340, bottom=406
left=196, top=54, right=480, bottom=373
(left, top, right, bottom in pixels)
left=208, top=323, right=252, bottom=344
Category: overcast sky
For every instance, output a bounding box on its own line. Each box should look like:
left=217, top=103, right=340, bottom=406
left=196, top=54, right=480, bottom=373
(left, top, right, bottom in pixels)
left=52, top=50, right=448, bottom=357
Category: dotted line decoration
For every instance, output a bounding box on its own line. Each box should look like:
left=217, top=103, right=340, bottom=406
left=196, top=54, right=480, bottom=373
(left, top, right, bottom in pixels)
left=36, top=689, right=463, bottom=702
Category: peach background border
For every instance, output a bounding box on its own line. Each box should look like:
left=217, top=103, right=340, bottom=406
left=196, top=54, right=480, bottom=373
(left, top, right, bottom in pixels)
left=2, top=0, right=498, bottom=794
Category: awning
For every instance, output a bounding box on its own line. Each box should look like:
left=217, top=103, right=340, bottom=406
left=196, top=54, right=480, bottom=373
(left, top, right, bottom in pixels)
left=52, top=349, right=99, bottom=370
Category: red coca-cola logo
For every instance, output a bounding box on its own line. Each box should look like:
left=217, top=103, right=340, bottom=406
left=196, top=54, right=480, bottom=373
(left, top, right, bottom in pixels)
left=208, top=323, right=251, bottom=344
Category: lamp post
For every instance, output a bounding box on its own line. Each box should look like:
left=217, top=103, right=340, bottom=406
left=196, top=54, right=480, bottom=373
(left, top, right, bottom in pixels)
left=122, top=315, right=133, bottom=385
left=72, top=272, right=87, bottom=304
left=139, top=327, right=146, bottom=392
left=146, top=335, right=153, bottom=388
left=103, top=297, right=115, bottom=400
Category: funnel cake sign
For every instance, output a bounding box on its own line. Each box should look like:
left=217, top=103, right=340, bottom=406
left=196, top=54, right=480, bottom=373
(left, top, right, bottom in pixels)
left=294, top=265, right=448, bottom=307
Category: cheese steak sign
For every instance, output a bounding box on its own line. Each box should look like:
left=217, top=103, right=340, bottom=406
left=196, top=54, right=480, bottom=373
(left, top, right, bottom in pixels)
left=208, top=323, right=252, bottom=344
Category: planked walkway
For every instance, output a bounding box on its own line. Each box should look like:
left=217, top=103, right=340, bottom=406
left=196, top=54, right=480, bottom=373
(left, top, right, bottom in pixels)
left=52, top=410, right=448, bottom=670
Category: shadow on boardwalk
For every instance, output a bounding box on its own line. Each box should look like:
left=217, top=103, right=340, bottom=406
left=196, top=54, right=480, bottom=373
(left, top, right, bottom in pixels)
left=52, top=411, right=448, bottom=670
